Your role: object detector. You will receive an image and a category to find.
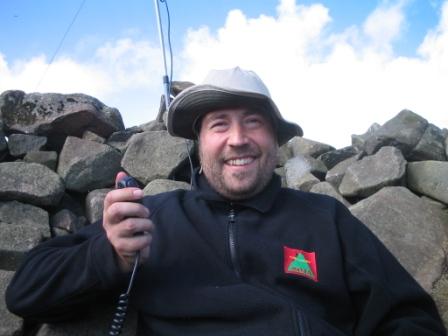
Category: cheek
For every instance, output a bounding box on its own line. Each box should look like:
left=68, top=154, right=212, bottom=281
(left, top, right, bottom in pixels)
left=200, top=134, right=226, bottom=153
left=255, top=134, right=277, bottom=152
left=199, top=137, right=223, bottom=164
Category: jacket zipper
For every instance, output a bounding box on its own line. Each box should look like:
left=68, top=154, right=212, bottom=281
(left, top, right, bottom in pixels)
left=228, top=205, right=241, bottom=279
left=227, top=206, right=305, bottom=335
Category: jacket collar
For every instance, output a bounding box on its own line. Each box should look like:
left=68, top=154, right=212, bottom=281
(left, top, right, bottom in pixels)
left=192, top=169, right=281, bottom=213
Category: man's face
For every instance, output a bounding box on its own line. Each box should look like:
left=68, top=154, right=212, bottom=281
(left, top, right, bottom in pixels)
left=198, top=108, right=278, bottom=200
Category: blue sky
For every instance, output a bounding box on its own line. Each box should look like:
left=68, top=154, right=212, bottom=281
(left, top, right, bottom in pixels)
left=1, top=0, right=447, bottom=148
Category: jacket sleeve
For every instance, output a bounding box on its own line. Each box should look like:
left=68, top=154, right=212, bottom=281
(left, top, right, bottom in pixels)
left=335, top=203, right=446, bottom=335
left=5, top=221, right=129, bottom=323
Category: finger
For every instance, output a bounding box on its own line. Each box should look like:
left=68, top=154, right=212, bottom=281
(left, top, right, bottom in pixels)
left=105, top=202, right=150, bottom=225
left=115, top=217, right=155, bottom=238
left=103, top=188, right=144, bottom=210
left=113, top=232, right=153, bottom=256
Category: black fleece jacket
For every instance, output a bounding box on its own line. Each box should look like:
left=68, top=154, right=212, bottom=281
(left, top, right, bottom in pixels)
left=6, top=173, right=446, bottom=335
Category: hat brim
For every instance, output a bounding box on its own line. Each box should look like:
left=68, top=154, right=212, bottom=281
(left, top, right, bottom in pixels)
left=168, top=85, right=303, bottom=146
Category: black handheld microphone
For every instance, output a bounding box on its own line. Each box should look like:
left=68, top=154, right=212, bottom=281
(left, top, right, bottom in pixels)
left=108, top=175, right=142, bottom=336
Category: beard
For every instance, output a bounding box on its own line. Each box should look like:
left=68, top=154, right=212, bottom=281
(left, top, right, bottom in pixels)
left=199, top=143, right=278, bottom=200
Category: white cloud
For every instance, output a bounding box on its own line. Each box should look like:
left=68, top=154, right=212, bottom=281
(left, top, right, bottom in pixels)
left=362, top=2, right=406, bottom=55
left=418, top=1, right=448, bottom=65
left=177, top=0, right=448, bottom=148
left=0, top=38, right=165, bottom=127
left=1, top=0, right=447, bottom=146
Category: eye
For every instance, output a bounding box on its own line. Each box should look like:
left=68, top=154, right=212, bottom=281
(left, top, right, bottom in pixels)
left=209, top=119, right=229, bottom=131
left=245, top=115, right=264, bottom=128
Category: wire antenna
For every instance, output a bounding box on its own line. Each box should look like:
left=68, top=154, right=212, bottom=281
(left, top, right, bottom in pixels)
left=153, top=1, right=195, bottom=183
left=35, top=0, right=87, bottom=91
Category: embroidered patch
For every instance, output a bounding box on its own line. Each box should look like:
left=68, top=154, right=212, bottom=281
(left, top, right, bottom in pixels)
left=283, top=246, right=318, bottom=282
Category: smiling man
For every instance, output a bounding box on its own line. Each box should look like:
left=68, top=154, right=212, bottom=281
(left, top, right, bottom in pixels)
left=6, top=67, right=446, bottom=335
left=197, top=107, right=278, bottom=199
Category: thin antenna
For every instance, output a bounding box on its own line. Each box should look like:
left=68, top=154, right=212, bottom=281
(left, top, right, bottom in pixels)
left=36, top=0, right=87, bottom=91
left=152, top=0, right=195, bottom=184
left=153, top=0, right=171, bottom=111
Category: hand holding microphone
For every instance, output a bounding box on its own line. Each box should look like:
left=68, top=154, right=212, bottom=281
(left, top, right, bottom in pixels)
left=102, top=172, right=154, bottom=272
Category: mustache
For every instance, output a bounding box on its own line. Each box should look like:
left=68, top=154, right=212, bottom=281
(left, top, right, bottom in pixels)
left=221, top=145, right=260, bottom=160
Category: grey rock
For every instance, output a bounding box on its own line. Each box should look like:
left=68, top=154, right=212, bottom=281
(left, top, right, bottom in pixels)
left=277, top=143, right=293, bottom=167
left=0, top=132, right=7, bottom=158
left=339, top=146, right=406, bottom=198
left=0, top=90, right=24, bottom=121
left=285, top=156, right=323, bottom=191
left=82, top=130, right=105, bottom=144
left=57, top=193, right=86, bottom=218
left=171, top=81, right=195, bottom=96
left=50, top=209, right=85, bottom=234
left=361, top=110, right=428, bottom=156
left=107, top=129, right=142, bottom=153
left=325, top=154, right=361, bottom=188
left=1, top=91, right=124, bottom=138
left=274, top=167, right=287, bottom=187
left=8, top=133, right=47, bottom=157
left=85, top=188, right=112, bottom=224
left=24, top=150, right=58, bottom=170
left=302, top=156, right=327, bottom=180
left=288, top=137, right=334, bottom=158
left=0, top=201, right=49, bottom=270
left=407, top=161, right=448, bottom=205
left=445, top=135, right=448, bottom=159
left=285, top=155, right=327, bottom=182
left=351, top=123, right=381, bottom=152
left=421, top=196, right=447, bottom=210
left=155, top=81, right=194, bottom=122
left=143, top=179, right=190, bottom=196
left=37, top=302, right=137, bottom=336
left=318, top=146, right=360, bottom=169
left=140, top=120, right=166, bottom=132
left=0, top=162, right=64, bottom=206
left=310, top=182, right=350, bottom=207
left=350, top=186, right=448, bottom=291
left=408, top=124, right=447, bottom=161
left=286, top=167, right=320, bottom=191
left=122, top=131, right=191, bottom=185
left=53, top=227, right=71, bottom=237
left=58, top=137, right=122, bottom=192
left=284, top=156, right=313, bottom=187
left=432, top=270, right=448, bottom=329
left=0, top=270, right=23, bottom=335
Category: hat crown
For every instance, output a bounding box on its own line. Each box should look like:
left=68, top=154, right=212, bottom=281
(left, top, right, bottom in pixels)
left=202, top=67, right=272, bottom=98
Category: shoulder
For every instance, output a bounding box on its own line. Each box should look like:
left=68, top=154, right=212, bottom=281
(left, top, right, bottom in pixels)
left=277, top=187, right=363, bottom=229
left=279, top=187, right=342, bottom=214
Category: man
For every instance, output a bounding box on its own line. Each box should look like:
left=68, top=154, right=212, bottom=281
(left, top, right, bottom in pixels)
left=6, top=67, right=446, bottom=335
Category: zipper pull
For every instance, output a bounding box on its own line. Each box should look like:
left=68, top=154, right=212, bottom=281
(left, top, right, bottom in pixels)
left=228, top=207, right=235, bottom=223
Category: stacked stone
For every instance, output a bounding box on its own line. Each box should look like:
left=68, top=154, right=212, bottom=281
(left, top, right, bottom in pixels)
left=0, top=90, right=191, bottom=335
left=0, top=89, right=447, bottom=335
left=281, top=109, right=448, bottom=327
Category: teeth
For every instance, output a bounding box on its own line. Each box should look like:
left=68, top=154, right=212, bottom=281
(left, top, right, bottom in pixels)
left=227, top=157, right=254, bottom=166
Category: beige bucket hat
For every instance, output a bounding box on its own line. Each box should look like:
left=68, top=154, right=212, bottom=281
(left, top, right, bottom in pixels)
left=167, top=67, right=303, bottom=145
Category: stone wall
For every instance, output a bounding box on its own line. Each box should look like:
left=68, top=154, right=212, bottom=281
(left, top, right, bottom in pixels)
left=1, top=89, right=447, bottom=335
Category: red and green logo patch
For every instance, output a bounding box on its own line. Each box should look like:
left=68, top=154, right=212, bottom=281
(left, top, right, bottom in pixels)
left=283, top=246, right=318, bottom=282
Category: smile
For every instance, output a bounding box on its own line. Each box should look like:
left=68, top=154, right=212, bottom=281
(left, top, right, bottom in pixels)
left=226, top=157, right=255, bottom=166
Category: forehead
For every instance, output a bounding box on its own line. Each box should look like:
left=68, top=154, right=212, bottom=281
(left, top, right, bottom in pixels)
left=201, top=107, right=269, bottom=123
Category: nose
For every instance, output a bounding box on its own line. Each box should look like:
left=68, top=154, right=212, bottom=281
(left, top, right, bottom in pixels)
left=227, top=123, right=249, bottom=146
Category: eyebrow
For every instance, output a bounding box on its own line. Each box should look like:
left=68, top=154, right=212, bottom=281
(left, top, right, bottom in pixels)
left=206, top=109, right=262, bottom=120
left=206, top=112, right=229, bottom=120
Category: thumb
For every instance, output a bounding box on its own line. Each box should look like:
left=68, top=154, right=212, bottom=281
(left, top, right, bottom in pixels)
left=115, top=171, right=128, bottom=187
